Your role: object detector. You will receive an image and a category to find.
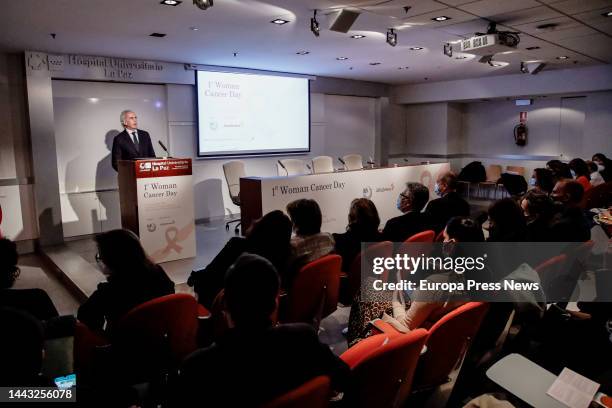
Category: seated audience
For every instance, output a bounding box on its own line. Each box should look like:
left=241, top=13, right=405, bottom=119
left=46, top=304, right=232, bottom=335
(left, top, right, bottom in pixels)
left=521, top=190, right=555, bottom=242
left=529, top=168, right=554, bottom=195
left=0, top=307, right=49, bottom=386
left=188, top=210, right=292, bottom=308
left=77, top=229, right=175, bottom=334
left=550, top=180, right=590, bottom=242
left=287, top=199, right=335, bottom=265
left=592, top=152, right=612, bottom=182
left=174, top=254, right=349, bottom=407
left=587, top=160, right=605, bottom=187
left=546, top=160, right=572, bottom=182
left=424, top=171, right=470, bottom=233
left=0, top=238, right=59, bottom=321
left=333, top=198, right=383, bottom=272
left=568, top=158, right=592, bottom=192
left=382, top=182, right=432, bottom=242
left=347, top=217, right=484, bottom=345
left=487, top=198, right=528, bottom=242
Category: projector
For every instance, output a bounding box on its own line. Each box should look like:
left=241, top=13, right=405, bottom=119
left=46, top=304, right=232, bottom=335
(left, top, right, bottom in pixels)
left=459, top=33, right=518, bottom=56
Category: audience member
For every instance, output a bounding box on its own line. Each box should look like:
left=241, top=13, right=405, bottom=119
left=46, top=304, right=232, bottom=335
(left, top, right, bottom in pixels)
left=550, top=180, right=590, bottom=242
left=188, top=210, right=292, bottom=308
left=487, top=198, right=528, bottom=242
left=546, top=160, right=572, bottom=182
left=529, top=168, right=554, bottom=195
left=521, top=190, right=555, bottom=242
left=333, top=198, right=383, bottom=272
left=568, top=158, right=592, bottom=192
left=382, top=182, right=432, bottom=242
left=0, top=307, right=49, bottom=386
left=425, top=171, right=470, bottom=233
left=77, top=229, right=175, bottom=334
left=592, top=153, right=612, bottom=182
left=587, top=161, right=605, bottom=187
left=287, top=199, right=335, bottom=265
left=0, top=238, right=59, bottom=321
left=174, top=254, right=349, bottom=407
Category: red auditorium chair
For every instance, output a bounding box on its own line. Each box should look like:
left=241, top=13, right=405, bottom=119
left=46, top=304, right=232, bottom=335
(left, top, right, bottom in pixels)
left=405, top=230, right=436, bottom=243
left=281, top=254, right=342, bottom=329
left=261, top=376, right=331, bottom=408
left=371, top=302, right=489, bottom=393
left=74, top=293, right=210, bottom=384
left=580, top=181, right=612, bottom=210
left=340, top=329, right=428, bottom=408
left=340, top=241, right=393, bottom=306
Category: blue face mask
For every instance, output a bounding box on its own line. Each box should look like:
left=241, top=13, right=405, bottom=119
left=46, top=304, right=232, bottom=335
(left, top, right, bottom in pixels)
left=570, top=169, right=576, bottom=178
left=529, top=177, right=536, bottom=186
left=434, top=183, right=442, bottom=196
left=396, top=195, right=403, bottom=211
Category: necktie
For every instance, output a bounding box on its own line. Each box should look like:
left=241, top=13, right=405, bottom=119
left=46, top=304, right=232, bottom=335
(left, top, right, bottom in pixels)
left=132, top=132, right=139, bottom=149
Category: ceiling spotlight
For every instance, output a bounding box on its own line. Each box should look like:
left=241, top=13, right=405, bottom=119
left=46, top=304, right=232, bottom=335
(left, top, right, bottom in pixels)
left=455, top=56, right=467, bottom=59
left=520, top=62, right=528, bottom=73
left=432, top=16, right=451, bottom=22
left=311, top=10, right=320, bottom=37
left=491, top=63, right=503, bottom=67
left=351, top=34, right=366, bottom=39
left=409, top=47, right=424, bottom=51
left=193, top=0, right=213, bottom=10
left=602, top=11, right=612, bottom=17
left=271, top=19, right=289, bottom=25
left=336, top=57, right=348, bottom=60
left=386, top=28, right=397, bottom=47
left=556, top=55, right=569, bottom=60
left=296, top=51, right=310, bottom=55
left=189, top=26, right=199, bottom=31
left=161, top=0, right=181, bottom=5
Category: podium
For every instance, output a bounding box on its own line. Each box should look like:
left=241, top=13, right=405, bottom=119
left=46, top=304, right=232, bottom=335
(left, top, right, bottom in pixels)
left=117, top=158, right=196, bottom=263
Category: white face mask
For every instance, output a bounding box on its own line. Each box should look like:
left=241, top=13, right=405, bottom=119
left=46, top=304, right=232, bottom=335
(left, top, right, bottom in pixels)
left=597, top=164, right=605, bottom=172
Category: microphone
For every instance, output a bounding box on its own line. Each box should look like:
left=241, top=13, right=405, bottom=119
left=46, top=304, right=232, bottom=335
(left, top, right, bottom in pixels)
left=158, top=141, right=170, bottom=158
left=277, top=160, right=288, bottom=176
left=367, top=156, right=376, bottom=167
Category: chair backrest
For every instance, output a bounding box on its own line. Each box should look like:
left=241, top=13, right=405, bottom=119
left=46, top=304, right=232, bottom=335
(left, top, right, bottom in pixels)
left=344, top=241, right=393, bottom=305
left=113, top=294, right=200, bottom=378
left=486, top=165, right=503, bottom=182
left=505, top=165, right=525, bottom=177
left=342, top=154, right=363, bottom=171
left=581, top=181, right=612, bottom=209
left=534, top=254, right=568, bottom=292
left=261, top=376, right=331, bottom=408
left=312, top=156, right=334, bottom=174
left=341, top=329, right=428, bottom=408
left=283, top=255, right=342, bottom=327
left=414, top=302, right=489, bottom=390
left=223, top=161, right=246, bottom=204
left=405, top=230, right=435, bottom=243
left=278, top=159, right=308, bottom=176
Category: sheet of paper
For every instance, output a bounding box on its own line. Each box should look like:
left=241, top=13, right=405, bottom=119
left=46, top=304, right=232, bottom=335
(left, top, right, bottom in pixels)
left=546, top=368, right=600, bottom=408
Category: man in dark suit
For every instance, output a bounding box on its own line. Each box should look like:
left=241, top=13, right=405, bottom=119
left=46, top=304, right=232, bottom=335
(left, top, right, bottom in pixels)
left=173, top=253, right=349, bottom=407
left=383, top=182, right=432, bottom=242
left=111, top=110, right=156, bottom=171
left=425, top=171, right=470, bottom=233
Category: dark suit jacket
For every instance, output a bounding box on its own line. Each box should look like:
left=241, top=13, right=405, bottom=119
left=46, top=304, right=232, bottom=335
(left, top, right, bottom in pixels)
left=174, top=323, right=349, bottom=407
left=424, top=191, right=470, bottom=233
left=111, top=129, right=156, bottom=171
left=333, top=229, right=384, bottom=272
left=382, top=211, right=433, bottom=243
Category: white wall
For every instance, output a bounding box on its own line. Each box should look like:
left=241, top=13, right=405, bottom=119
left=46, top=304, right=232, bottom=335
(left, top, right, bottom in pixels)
left=167, top=84, right=378, bottom=220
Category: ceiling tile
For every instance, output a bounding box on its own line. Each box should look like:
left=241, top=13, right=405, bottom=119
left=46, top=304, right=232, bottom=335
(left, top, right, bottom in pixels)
left=555, top=33, right=612, bottom=62
left=572, top=8, right=612, bottom=35
left=544, top=0, right=612, bottom=15
left=458, top=0, right=542, bottom=17
left=487, top=6, right=563, bottom=26
left=401, top=7, right=477, bottom=27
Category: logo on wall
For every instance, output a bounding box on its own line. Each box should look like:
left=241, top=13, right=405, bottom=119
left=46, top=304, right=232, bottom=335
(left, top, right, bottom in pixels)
left=139, top=162, right=152, bottom=170
left=209, top=121, right=218, bottom=131
left=147, top=223, right=157, bottom=232
left=27, top=53, right=47, bottom=71
left=362, top=186, right=372, bottom=199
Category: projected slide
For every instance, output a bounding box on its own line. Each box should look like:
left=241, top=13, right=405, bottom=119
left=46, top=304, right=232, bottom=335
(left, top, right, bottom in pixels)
left=196, top=70, right=310, bottom=157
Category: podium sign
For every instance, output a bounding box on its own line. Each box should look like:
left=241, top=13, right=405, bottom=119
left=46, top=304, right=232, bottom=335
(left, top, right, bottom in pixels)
left=121, top=158, right=196, bottom=263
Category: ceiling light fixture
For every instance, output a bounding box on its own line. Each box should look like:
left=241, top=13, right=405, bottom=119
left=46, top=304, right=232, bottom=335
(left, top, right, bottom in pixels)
left=311, top=10, right=320, bottom=37
left=271, top=18, right=289, bottom=25
left=369, top=62, right=381, bottom=65
left=556, top=55, right=569, bottom=60
left=432, top=16, right=451, bottom=22
left=602, top=11, right=612, bottom=17
left=409, top=46, right=424, bottom=50
left=150, top=33, right=167, bottom=37
left=525, top=46, right=540, bottom=50
left=193, top=0, right=213, bottom=10
left=351, top=34, right=366, bottom=39
left=189, top=26, right=199, bottom=31
left=296, top=51, right=309, bottom=55
left=161, top=0, right=181, bottom=5
left=455, top=56, right=467, bottom=59
left=336, top=57, right=348, bottom=60
left=491, top=63, right=504, bottom=67
left=386, top=28, right=397, bottom=47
